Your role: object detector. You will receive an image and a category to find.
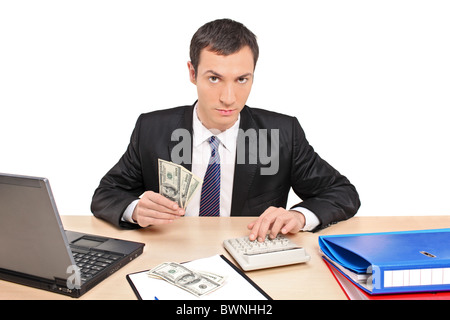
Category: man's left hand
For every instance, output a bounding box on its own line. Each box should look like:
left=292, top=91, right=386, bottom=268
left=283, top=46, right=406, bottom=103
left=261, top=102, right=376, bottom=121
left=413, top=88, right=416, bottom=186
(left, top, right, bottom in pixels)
left=247, top=207, right=306, bottom=242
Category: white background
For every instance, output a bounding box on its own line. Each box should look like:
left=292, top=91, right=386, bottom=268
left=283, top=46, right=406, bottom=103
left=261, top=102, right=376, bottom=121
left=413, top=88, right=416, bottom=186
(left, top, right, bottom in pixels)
left=1, top=0, right=449, bottom=217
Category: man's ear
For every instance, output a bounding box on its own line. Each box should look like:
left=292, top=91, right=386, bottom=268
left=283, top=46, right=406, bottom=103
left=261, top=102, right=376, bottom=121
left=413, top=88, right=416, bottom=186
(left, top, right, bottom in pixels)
left=187, top=61, right=197, bottom=85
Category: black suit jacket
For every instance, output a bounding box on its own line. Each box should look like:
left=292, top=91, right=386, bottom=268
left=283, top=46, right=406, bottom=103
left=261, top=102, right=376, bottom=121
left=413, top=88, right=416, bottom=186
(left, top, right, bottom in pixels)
left=91, top=104, right=360, bottom=231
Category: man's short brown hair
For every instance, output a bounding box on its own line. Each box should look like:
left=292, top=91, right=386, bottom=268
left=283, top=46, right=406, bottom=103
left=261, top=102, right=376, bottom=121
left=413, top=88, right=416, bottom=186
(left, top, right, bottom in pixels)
left=189, top=18, right=259, bottom=76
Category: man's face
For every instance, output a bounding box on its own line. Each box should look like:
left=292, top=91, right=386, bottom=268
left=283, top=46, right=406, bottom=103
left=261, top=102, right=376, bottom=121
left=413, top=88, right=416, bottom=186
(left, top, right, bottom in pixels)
left=188, top=46, right=254, bottom=132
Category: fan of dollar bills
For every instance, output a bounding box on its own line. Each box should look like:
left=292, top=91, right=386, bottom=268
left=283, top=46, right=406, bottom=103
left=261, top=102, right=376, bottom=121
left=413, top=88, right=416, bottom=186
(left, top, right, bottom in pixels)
left=158, top=159, right=202, bottom=209
left=147, top=262, right=226, bottom=297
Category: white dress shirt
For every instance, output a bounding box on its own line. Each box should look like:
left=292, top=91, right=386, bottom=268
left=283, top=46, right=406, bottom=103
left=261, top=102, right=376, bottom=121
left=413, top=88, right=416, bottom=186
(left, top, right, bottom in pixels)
left=184, top=105, right=239, bottom=217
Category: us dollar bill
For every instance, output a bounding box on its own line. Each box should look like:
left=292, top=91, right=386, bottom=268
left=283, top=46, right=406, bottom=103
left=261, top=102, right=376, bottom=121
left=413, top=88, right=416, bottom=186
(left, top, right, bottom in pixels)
left=147, top=262, right=224, bottom=297
left=158, top=159, right=182, bottom=207
left=180, top=168, right=192, bottom=209
left=158, top=159, right=202, bottom=209
left=197, top=270, right=226, bottom=285
left=183, top=170, right=202, bottom=209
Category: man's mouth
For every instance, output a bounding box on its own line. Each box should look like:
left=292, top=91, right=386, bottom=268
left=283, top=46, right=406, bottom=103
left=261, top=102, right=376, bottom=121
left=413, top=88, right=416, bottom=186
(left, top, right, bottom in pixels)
left=217, top=109, right=235, bottom=116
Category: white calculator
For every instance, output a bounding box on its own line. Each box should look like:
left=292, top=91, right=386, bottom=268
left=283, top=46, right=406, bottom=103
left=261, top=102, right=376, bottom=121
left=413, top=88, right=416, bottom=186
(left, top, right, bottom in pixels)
left=223, top=234, right=310, bottom=271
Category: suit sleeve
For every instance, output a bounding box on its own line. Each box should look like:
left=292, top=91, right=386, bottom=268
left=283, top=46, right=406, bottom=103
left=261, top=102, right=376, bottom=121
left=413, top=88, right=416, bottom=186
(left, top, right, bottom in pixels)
left=90, top=115, right=145, bottom=229
left=289, top=117, right=360, bottom=231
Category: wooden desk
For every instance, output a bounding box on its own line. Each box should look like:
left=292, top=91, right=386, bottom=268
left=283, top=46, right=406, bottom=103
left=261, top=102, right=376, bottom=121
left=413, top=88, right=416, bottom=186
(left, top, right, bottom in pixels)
left=2, top=215, right=450, bottom=300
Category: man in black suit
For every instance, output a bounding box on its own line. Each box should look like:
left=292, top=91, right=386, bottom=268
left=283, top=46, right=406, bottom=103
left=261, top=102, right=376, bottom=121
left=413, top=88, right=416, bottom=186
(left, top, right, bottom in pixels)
left=91, top=19, right=360, bottom=240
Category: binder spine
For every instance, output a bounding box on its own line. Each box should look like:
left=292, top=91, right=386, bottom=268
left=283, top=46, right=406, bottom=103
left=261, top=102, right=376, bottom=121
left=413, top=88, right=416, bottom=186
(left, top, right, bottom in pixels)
left=373, top=265, right=450, bottom=294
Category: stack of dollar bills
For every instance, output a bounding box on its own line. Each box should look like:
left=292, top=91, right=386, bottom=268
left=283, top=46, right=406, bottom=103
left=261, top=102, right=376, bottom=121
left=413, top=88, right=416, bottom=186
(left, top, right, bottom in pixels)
left=147, top=262, right=226, bottom=297
left=158, top=159, right=202, bottom=209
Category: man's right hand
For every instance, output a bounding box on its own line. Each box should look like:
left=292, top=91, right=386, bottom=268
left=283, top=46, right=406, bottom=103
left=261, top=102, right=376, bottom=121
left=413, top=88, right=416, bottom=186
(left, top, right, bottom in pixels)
left=132, top=191, right=185, bottom=227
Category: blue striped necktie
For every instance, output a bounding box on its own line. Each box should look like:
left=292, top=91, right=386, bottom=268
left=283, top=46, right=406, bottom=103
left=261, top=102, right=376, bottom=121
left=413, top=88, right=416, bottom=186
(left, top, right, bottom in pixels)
left=199, top=136, right=220, bottom=216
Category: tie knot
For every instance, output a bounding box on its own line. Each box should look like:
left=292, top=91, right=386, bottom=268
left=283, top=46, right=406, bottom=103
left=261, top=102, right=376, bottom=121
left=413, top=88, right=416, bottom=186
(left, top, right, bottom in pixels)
left=209, top=136, right=220, bottom=150
left=208, top=136, right=220, bottom=164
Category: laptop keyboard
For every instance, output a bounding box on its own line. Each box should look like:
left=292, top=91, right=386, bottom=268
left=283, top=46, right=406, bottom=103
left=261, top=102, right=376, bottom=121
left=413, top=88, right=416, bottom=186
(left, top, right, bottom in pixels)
left=72, top=249, right=123, bottom=283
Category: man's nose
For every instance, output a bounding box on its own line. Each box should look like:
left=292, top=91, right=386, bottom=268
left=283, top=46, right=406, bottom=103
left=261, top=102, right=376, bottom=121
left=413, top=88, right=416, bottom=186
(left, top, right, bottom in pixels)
left=220, top=83, right=236, bottom=106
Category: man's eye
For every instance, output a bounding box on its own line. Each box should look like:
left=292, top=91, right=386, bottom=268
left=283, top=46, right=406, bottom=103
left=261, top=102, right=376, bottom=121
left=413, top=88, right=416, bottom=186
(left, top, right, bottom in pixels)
left=209, top=76, right=219, bottom=83
left=238, top=78, right=248, bottom=84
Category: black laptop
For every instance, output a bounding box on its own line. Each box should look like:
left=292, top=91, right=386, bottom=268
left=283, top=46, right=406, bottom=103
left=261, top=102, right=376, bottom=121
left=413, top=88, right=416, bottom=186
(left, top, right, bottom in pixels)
left=0, top=173, right=145, bottom=298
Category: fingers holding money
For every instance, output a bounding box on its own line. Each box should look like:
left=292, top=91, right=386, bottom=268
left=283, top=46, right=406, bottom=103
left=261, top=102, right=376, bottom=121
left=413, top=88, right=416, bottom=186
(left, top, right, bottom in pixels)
left=146, top=190, right=184, bottom=213
left=132, top=191, right=185, bottom=227
left=132, top=159, right=202, bottom=227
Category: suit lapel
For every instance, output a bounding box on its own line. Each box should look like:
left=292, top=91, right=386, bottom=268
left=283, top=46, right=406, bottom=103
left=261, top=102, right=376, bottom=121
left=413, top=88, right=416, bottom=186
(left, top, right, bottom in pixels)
left=168, top=104, right=194, bottom=172
left=231, top=106, right=260, bottom=216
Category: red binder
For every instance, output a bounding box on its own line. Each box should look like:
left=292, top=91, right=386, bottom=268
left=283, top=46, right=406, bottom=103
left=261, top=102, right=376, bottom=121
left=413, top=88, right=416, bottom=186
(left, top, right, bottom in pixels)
left=323, top=257, right=450, bottom=300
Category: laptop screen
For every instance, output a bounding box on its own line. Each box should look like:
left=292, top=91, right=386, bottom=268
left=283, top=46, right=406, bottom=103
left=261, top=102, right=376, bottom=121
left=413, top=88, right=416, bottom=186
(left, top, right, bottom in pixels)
left=0, top=174, right=75, bottom=281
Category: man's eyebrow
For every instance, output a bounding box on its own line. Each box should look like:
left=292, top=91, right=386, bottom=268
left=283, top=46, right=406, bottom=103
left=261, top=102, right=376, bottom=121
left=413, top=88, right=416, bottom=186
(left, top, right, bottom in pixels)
left=203, top=70, right=253, bottom=78
left=238, top=72, right=253, bottom=78
left=203, top=70, right=223, bottom=77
